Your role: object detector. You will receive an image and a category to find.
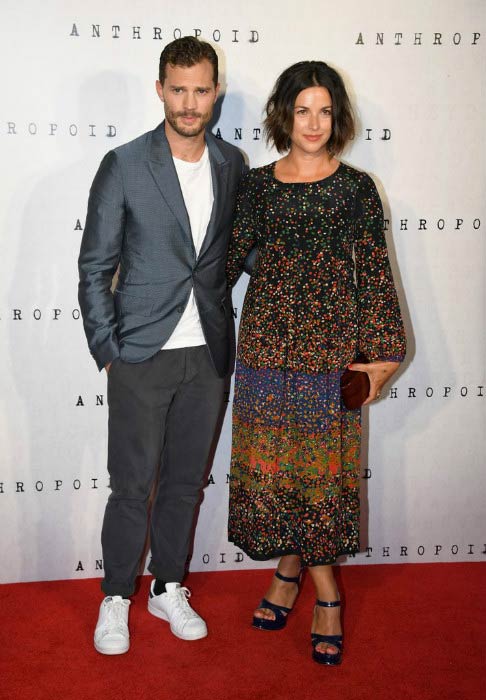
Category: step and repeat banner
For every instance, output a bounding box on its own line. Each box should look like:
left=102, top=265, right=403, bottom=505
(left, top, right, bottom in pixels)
left=1, top=0, right=484, bottom=583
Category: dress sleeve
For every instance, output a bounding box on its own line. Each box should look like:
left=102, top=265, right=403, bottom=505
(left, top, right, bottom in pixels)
left=226, top=173, right=258, bottom=287
left=353, top=173, right=406, bottom=362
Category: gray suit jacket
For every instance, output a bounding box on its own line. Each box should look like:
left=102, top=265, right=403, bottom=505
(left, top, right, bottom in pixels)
left=78, top=122, right=246, bottom=376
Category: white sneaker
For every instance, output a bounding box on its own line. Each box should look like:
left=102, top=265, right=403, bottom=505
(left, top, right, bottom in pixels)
left=147, top=581, right=208, bottom=641
left=94, top=596, right=130, bottom=655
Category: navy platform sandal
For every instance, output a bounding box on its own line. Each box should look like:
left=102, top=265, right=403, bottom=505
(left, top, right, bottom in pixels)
left=252, top=571, right=301, bottom=631
left=311, top=599, right=343, bottom=665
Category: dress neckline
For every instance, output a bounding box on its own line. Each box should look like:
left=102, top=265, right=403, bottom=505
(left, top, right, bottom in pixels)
left=270, top=161, right=341, bottom=185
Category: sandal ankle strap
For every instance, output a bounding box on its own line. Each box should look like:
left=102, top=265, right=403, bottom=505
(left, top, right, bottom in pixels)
left=275, top=570, right=300, bottom=584
left=315, top=599, right=341, bottom=608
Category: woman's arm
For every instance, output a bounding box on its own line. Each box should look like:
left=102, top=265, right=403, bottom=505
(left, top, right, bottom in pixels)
left=226, top=173, right=258, bottom=288
left=352, top=173, right=407, bottom=401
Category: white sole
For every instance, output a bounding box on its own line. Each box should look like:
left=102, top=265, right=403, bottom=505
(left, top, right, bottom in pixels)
left=94, top=640, right=130, bottom=655
left=147, top=599, right=208, bottom=641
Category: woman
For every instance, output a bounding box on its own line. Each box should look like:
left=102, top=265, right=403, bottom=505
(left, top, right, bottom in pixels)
left=226, top=61, right=406, bottom=665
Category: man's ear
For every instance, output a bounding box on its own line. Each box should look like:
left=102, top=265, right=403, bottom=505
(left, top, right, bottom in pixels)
left=155, top=80, right=164, bottom=102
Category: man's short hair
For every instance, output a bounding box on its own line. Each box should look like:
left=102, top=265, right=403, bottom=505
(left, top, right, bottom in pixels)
left=159, top=36, right=218, bottom=86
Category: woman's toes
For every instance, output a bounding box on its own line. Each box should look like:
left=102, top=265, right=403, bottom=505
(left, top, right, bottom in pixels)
left=254, top=607, right=275, bottom=621
left=317, top=642, right=338, bottom=655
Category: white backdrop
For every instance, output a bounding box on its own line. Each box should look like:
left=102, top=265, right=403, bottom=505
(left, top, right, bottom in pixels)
left=1, top=0, right=484, bottom=583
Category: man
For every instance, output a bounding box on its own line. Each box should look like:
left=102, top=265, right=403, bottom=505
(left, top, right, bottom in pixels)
left=78, top=36, right=246, bottom=655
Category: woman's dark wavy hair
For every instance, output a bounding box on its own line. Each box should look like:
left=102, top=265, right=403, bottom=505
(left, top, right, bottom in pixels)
left=264, top=61, right=355, bottom=154
left=159, top=36, right=218, bottom=86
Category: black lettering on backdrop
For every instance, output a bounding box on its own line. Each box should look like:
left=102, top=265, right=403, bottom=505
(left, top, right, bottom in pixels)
left=69, top=22, right=260, bottom=44
left=356, top=31, right=481, bottom=46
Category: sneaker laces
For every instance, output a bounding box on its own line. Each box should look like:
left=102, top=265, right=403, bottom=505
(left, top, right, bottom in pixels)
left=168, top=587, right=199, bottom=622
left=103, top=597, right=129, bottom=635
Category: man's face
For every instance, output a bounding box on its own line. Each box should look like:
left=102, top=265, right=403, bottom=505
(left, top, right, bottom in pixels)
left=156, top=59, right=219, bottom=139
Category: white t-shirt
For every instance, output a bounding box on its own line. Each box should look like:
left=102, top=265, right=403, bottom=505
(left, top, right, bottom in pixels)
left=162, top=146, right=214, bottom=350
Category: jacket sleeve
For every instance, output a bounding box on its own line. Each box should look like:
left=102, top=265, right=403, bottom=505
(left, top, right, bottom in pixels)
left=226, top=172, right=258, bottom=287
left=78, top=151, right=125, bottom=370
left=353, top=173, right=406, bottom=362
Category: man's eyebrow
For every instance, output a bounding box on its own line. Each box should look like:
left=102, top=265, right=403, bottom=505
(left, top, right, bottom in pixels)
left=168, top=84, right=211, bottom=89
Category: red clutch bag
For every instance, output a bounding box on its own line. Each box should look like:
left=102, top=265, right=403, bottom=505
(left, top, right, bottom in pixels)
left=340, top=353, right=370, bottom=409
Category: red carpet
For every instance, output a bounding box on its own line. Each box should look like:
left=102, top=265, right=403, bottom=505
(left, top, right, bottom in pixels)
left=1, top=563, right=484, bottom=700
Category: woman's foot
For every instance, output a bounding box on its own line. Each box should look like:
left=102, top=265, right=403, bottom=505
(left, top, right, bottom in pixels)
left=307, top=565, right=342, bottom=659
left=252, top=556, right=301, bottom=630
left=311, top=600, right=342, bottom=656
left=253, top=570, right=300, bottom=623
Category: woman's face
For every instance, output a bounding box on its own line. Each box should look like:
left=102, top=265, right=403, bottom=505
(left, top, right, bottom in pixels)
left=289, top=86, right=333, bottom=155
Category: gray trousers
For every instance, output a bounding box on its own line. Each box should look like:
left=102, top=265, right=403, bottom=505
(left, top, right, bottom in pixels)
left=101, top=346, right=225, bottom=596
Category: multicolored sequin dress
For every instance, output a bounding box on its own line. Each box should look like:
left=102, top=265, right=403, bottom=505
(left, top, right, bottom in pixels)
left=225, top=162, right=406, bottom=566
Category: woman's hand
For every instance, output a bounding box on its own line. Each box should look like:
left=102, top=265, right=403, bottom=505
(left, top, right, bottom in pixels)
left=347, top=360, right=401, bottom=406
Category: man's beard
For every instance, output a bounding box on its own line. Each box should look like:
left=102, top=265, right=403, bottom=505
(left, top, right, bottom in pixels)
left=165, top=108, right=211, bottom=138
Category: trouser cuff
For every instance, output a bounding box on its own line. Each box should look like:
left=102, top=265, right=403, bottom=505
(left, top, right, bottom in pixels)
left=148, top=562, right=184, bottom=584
left=101, top=580, right=135, bottom=597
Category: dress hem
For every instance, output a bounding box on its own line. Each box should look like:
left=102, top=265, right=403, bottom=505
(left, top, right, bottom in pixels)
left=228, top=539, right=360, bottom=567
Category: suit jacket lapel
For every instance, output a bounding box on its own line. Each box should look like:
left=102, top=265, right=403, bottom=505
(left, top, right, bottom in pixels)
left=199, top=134, right=229, bottom=258
left=148, top=122, right=193, bottom=248
left=147, top=123, right=229, bottom=258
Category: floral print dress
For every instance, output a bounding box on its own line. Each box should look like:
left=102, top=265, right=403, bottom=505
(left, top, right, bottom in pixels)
left=226, top=162, right=406, bottom=566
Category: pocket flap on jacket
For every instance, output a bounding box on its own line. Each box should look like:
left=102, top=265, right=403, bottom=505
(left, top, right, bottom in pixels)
left=115, top=290, right=154, bottom=317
